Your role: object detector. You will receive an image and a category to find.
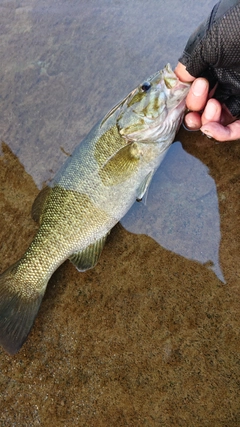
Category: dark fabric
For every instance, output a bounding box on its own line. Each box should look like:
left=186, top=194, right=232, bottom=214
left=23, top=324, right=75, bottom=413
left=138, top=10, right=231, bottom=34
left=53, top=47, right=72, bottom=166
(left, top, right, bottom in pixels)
left=179, top=0, right=240, bottom=117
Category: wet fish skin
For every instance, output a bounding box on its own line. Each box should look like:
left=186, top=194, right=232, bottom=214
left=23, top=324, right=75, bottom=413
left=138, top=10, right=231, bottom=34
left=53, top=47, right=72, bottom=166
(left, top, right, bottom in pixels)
left=0, top=64, right=190, bottom=355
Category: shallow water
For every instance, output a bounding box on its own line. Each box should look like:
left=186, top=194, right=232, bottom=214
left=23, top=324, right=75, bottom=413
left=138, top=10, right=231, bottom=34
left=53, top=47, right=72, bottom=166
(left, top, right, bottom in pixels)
left=0, top=1, right=240, bottom=426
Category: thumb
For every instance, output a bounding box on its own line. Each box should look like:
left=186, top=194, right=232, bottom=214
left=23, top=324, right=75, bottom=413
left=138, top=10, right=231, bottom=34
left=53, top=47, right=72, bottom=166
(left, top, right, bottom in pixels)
left=174, top=63, right=195, bottom=83
left=201, top=120, right=240, bottom=142
left=186, top=78, right=209, bottom=111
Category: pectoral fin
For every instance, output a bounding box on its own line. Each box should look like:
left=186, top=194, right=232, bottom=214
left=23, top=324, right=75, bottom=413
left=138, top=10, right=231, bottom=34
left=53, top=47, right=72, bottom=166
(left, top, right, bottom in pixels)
left=136, top=171, right=154, bottom=202
left=99, top=142, right=140, bottom=186
left=69, top=235, right=108, bottom=272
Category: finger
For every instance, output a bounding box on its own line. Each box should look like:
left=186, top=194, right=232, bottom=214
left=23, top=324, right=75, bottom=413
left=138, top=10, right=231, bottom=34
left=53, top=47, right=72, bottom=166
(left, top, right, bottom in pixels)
left=201, top=99, right=222, bottom=125
left=201, top=120, right=240, bottom=142
left=186, top=78, right=209, bottom=111
left=220, top=104, right=237, bottom=126
left=174, top=63, right=195, bottom=83
left=184, top=111, right=202, bottom=129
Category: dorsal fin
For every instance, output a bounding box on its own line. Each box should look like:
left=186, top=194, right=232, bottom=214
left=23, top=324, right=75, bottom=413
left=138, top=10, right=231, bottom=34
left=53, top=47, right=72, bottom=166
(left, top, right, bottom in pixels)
left=31, top=186, right=52, bottom=224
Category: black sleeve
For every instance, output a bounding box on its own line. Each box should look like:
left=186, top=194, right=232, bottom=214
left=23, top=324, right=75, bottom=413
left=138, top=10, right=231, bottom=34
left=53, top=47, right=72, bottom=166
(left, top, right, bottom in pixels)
left=179, top=0, right=240, bottom=117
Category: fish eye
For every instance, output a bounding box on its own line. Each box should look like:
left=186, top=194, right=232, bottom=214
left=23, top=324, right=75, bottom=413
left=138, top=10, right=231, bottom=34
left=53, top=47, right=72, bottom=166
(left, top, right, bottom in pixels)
left=141, top=82, right=151, bottom=92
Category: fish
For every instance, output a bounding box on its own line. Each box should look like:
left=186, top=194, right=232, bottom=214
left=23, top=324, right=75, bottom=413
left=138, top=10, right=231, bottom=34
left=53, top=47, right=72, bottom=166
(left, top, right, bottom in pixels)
left=0, top=64, right=190, bottom=355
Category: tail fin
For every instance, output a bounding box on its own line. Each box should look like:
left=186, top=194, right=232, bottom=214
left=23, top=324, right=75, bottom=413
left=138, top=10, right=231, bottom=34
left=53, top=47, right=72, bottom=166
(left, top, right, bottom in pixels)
left=0, top=262, right=46, bottom=355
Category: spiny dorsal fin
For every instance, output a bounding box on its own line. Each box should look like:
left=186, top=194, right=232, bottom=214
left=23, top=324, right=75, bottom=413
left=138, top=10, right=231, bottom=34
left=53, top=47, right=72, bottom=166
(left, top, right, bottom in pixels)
left=69, top=235, right=108, bottom=272
left=32, top=186, right=52, bottom=224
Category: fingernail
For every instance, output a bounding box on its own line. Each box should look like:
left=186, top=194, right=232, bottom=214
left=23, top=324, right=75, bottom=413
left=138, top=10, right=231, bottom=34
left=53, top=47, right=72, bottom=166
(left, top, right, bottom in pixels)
left=185, top=117, right=199, bottom=129
left=204, top=102, right=217, bottom=120
left=192, top=78, right=208, bottom=96
left=201, top=128, right=213, bottom=139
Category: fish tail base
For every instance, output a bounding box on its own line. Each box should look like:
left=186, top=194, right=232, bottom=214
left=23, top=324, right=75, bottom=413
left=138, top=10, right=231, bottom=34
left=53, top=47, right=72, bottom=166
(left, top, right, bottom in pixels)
left=0, top=262, right=46, bottom=355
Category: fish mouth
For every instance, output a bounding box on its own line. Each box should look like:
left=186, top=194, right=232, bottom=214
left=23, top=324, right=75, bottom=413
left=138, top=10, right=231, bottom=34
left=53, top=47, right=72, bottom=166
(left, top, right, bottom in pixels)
left=167, top=81, right=190, bottom=118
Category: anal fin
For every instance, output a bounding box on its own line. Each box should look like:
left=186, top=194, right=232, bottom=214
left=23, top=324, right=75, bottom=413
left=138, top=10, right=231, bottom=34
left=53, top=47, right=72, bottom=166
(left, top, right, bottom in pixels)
left=69, top=234, right=108, bottom=272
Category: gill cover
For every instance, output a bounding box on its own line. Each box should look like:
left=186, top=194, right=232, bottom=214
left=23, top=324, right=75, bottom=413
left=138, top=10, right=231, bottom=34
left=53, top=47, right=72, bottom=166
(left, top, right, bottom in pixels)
left=116, top=63, right=184, bottom=142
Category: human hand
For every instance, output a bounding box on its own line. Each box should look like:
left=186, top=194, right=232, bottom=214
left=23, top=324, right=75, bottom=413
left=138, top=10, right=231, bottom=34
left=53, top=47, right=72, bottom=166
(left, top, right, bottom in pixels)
left=175, top=0, right=240, bottom=142
left=175, top=62, right=240, bottom=142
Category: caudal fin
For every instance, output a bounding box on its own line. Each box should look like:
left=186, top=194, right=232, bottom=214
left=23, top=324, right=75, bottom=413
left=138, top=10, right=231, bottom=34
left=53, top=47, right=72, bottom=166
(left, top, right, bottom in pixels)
left=0, top=262, right=46, bottom=355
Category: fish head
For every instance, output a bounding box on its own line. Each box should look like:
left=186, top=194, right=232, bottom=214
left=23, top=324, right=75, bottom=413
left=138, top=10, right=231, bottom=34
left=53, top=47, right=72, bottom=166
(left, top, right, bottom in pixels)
left=116, top=63, right=190, bottom=144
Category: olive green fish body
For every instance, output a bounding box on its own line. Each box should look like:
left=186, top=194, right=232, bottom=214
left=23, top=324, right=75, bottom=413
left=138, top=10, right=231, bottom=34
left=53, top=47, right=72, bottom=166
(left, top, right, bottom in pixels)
left=0, top=64, right=190, bottom=354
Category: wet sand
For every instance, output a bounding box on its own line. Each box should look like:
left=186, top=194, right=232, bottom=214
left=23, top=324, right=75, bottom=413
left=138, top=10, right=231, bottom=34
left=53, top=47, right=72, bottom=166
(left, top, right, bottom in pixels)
left=1, top=133, right=240, bottom=426
left=0, top=1, right=240, bottom=426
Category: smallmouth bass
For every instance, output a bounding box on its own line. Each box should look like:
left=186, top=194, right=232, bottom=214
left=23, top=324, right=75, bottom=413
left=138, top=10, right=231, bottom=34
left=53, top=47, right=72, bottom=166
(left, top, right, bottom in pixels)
left=0, top=64, right=190, bottom=354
